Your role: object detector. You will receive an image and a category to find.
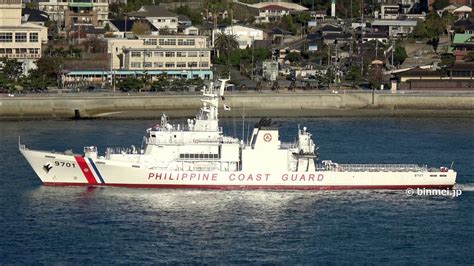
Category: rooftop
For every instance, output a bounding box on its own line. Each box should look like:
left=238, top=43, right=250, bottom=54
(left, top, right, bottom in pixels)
left=371, top=19, right=417, bottom=26
left=109, top=19, right=158, bottom=32
left=396, top=67, right=443, bottom=77
left=22, top=7, right=49, bottom=22
left=127, top=5, right=177, bottom=18
left=448, top=63, right=474, bottom=70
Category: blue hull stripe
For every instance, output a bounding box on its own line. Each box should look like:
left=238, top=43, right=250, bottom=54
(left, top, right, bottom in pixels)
left=88, top=158, right=106, bottom=184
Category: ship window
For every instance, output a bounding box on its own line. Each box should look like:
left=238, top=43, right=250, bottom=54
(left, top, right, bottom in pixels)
left=174, top=135, right=176, bottom=138
left=440, top=174, right=447, bottom=177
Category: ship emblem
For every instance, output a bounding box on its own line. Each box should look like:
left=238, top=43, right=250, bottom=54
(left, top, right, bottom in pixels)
left=43, top=163, right=53, bottom=173
left=263, top=133, right=272, bottom=142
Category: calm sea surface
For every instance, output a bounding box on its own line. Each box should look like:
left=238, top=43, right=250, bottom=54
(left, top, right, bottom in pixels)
left=0, top=118, right=473, bottom=264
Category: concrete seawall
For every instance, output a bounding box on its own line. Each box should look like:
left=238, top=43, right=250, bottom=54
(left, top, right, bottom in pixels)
left=1, top=91, right=474, bottom=120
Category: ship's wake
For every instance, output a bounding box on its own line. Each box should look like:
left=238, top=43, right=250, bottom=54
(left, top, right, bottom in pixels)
left=454, top=183, right=474, bottom=192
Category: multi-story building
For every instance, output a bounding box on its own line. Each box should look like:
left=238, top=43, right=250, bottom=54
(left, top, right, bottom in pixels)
left=64, top=34, right=213, bottom=82
left=38, top=0, right=108, bottom=29
left=0, top=0, right=47, bottom=74
left=109, top=35, right=212, bottom=79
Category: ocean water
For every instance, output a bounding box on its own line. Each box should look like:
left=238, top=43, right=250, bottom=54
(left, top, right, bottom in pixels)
left=0, top=118, right=473, bottom=264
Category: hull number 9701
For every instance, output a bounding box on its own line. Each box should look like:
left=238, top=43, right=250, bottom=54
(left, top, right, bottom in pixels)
left=55, top=161, right=76, bottom=168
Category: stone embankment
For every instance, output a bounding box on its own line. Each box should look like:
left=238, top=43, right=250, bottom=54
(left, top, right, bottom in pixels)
left=1, top=91, right=473, bottom=120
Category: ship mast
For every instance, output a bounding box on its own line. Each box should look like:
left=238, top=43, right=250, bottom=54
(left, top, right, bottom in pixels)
left=193, top=79, right=229, bottom=132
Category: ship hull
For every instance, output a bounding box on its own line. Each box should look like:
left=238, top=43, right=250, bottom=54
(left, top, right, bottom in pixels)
left=21, top=149, right=457, bottom=190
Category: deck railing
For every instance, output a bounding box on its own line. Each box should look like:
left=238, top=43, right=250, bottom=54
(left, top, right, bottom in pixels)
left=325, top=163, right=429, bottom=172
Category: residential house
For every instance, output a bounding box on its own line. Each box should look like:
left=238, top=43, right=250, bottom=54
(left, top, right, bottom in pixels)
left=310, top=10, right=326, bottom=22
left=21, top=7, right=49, bottom=26
left=257, top=5, right=291, bottom=22
left=127, top=5, right=178, bottom=33
left=69, top=25, right=106, bottom=41
left=214, top=25, right=265, bottom=49
left=267, top=27, right=293, bottom=45
left=235, top=1, right=308, bottom=23
left=395, top=64, right=474, bottom=90
left=323, top=32, right=352, bottom=45
left=0, top=0, right=47, bottom=74
left=380, top=5, right=399, bottom=19
left=428, top=0, right=472, bottom=11
left=371, top=19, right=417, bottom=37
left=321, top=25, right=343, bottom=36
left=177, top=14, right=192, bottom=27
left=452, top=5, right=472, bottom=19
left=362, top=32, right=389, bottom=43
left=450, top=33, right=474, bottom=61
left=452, top=19, right=473, bottom=33
left=182, top=25, right=199, bottom=36
left=107, top=19, right=159, bottom=38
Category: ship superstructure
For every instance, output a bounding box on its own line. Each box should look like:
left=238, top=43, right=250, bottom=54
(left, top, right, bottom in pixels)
left=20, top=80, right=457, bottom=190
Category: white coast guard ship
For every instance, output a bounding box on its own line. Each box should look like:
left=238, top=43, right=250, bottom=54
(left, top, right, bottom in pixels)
left=20, top=79, right=456, bottom=190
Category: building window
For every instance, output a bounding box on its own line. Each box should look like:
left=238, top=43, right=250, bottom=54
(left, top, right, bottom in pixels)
left=131, top=51, right=141, bottom=57
left=0, top=33, right=13, bottom=42
left=29, top=33, right=39, bottom=42
left=165, top=51, right=175, bottom=57
left=159, top=38, right=176, bottom=45
left=200, top=62, right=209, bottom=68
left=29, top=48, right=39, bottom=54
left=154, top=51, right=163, bottom=57
left=178, top=38, right=195, bottom=46
left=188, top=62, right=197, bottom=68
left=144, top=38, right=157, bottom=45
left=145, top=51, right=153, bottom=57
left=143, top=62, right=152, bottom=68
left=176, top=51, right=186, bottom=57
left=15, top=33, right=27, bottom=43
left=187, top=51, right=197, bottom=57
left=200, top=51, right=208, bottom=57
left=131, top=62, right=141, bottom=68
left=154, top=62, right=164, bottom=68
left=165, top=62, right=175, bottom=68
left=176, top=62, right=186, bottom=67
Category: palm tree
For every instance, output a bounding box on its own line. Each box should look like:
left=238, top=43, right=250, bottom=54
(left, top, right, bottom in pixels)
left=214, top=32, right=239, bottom=60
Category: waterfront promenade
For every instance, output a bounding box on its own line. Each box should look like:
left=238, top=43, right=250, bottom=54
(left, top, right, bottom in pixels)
left=1, top=90, right=474, bottom=120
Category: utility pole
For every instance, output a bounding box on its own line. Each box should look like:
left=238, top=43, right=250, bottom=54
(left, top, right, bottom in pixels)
left=375, top=39, right=378, bottom=59
left=251, top=37, right=254, bottom=81
left=391, top=38, right=395, bottom=66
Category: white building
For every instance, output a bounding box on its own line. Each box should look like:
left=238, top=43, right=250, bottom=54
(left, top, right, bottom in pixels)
left=127, top=5, right=178, bottom=33
left=214, top=25, right=264, bottom=49
left=0, top=0, right=47, bottom=74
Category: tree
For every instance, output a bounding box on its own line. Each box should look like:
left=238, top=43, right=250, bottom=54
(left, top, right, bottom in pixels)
left=214, top=32, right=239, bottom=60
left=432, top=0, right=449, bottom=11
left=285, top=52, right=302, bottom=63
left=467, top=52, right=474, bottom=62
left=411, top=12, right=446, bottom=39
left=174, top=5, right=203, bottom=25
left=83, top=37, right=107, bottom=53
left=393, top=46, right=408, bottom=66
left=131, top=20, right=151, bottom=36
left=117, top=77, right=144, bottom=92
left=1, top=58, right=23, bottom=82
left=345, top=65, right=362, bottom=87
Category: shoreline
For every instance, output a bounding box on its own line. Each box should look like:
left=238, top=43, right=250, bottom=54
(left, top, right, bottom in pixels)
left=1, top=91, right=474, bottom=120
